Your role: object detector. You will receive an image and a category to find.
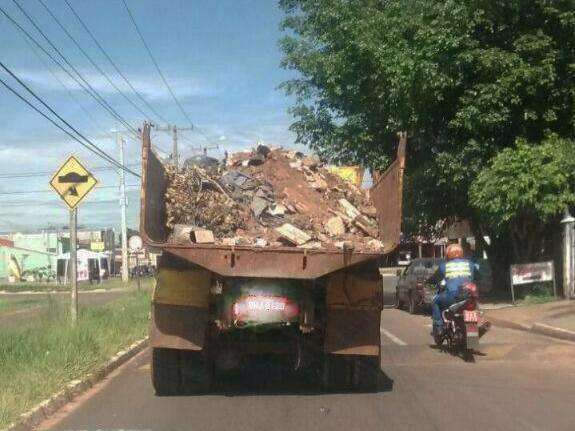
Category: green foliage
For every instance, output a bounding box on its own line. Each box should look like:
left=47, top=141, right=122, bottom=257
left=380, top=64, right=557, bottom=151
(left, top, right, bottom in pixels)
left=470, top=135, right=575, bottom=231
left=280, top=0, right=575, bottom=239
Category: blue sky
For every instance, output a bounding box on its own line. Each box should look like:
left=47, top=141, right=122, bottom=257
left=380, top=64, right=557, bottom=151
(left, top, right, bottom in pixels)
left=0, top=0, right=299, bottom=232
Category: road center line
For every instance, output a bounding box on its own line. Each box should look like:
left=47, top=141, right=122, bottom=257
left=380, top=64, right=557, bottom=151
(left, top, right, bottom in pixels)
left=380, top=327, right=407, bottom=346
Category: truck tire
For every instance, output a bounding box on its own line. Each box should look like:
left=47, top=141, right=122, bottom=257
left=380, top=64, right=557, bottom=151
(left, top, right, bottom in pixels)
left=351, top=356, right=380, bottom=392
left=179, top=349, right=212, bottom=394
left=395, top=288, right=403, bottom=309
left=321, top=354, right=349, bottom=391
left=152, top=348, right=181, bottom=396
left=408, top=292, right=418, bottom=314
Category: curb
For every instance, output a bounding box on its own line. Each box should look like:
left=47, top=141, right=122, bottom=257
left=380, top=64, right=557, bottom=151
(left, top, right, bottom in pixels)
left=531, top=323, right=575, bottom=342
left=485, top=316, right=532, bottom=332
left=3, top=337, right=148, bottom=431
left=487, top=316, right=575, bottom=343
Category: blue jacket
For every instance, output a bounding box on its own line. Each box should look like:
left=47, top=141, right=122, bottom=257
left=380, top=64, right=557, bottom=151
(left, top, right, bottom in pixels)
left=429, top=258, right=476, bottom=295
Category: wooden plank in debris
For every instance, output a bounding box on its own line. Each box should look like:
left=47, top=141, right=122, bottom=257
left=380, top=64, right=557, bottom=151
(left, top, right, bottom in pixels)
left=275, top=223, right=311, bottom=246
left=354, top=218, right=379, bottom=238
left=339, top=198, right=362, bottom=219
left=172, top=224, right=194, bottom=244
left=338, top=198, right=379, bottom=238
left=191, top=229, right=215, bottom=244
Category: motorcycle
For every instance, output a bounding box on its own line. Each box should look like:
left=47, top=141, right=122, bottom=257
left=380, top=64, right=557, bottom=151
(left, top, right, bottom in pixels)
left=434, top=281, right=490, bottom=360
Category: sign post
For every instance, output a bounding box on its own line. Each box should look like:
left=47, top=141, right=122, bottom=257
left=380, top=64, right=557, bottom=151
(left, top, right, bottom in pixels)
left=129, top=235, right=143, bottom=291
left=50, top=156, right=98, bottom=323
left=509, top=261, right=556, bottom=305
left=69, top=208, right=78, bottom=322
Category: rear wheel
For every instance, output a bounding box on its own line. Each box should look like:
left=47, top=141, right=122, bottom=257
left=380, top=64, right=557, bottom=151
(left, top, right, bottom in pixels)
left=351, top=356, right=380, bottom=392
left=180, top=350, right=212, bottom=394
left=152, top=348, right=181, bottom=396
left=408, top=292, right=417, bottom=314
left=322, top=355, right=380, bottom=392
left=151, top=348, right=212, bottom=396
left=395, top=289, right=403, bottom=309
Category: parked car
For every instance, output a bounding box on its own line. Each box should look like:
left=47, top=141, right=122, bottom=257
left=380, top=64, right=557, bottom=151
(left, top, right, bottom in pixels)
left=397, top=250, right=412, bottom=266
left=395, top=258, right=443, bottom=314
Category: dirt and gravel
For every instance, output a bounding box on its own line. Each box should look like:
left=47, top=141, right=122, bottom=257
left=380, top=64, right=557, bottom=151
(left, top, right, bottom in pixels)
left=164, top=147, right=384, bottom=252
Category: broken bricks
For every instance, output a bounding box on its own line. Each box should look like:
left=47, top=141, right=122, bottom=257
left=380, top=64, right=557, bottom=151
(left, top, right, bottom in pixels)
left=325, top=216, right=346, bottom=237
left=275, top=223, right=312, bottom=246
left=165, top=146, right=381, bottom=252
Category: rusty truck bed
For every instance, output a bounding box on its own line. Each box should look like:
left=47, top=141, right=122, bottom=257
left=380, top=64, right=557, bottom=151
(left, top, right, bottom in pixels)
left=139, top=123, right=405, bottom=279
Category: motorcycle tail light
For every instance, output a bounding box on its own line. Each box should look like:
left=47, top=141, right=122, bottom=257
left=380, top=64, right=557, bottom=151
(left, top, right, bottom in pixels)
left=465, top=300, right=477, bottom=311
left=464, top=282, right=479, bottom=299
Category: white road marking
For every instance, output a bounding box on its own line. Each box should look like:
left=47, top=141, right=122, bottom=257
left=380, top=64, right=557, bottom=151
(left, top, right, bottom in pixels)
left=380, top=327, right=407, bottom=346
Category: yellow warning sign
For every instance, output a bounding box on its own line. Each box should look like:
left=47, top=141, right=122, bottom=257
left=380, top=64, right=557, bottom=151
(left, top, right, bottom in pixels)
left=49, top=155, right=98, bottom=209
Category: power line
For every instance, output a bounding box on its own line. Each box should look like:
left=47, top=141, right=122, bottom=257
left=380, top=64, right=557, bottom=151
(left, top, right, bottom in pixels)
left=0, top=59, right=135, bottom=175
left=37, top=0, right=152, bottom=121
left=0, top=4, right=137, bottom=139
left=0, top=164, right=140, bottom=179
left=0, top=185, right=140, bottom=196
left=0, top=62, right=140, bottom=177
left=5, top=1, right=139, bottom=138
left=19, top=28, right=106, bottom=132
left=63, top=0, right=171, bottom=126
left=121, top=0, right=195, bottom=129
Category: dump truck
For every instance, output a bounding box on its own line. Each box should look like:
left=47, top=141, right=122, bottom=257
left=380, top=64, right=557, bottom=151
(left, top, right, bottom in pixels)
left=139, top=123, right=406, bottom=394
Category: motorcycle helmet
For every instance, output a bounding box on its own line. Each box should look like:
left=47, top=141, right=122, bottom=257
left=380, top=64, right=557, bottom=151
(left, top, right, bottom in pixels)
left=446, top=243, right=464, bottom=260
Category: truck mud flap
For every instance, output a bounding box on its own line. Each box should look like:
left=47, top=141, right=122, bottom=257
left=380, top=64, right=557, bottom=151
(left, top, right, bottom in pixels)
left=324, top=308, right=381, bottom=356
left=150, top=267, right=210, bottom=351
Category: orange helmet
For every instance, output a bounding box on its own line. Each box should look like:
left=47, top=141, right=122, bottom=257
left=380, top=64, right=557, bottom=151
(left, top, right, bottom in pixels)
left=446, top=243, right=464, bottom=260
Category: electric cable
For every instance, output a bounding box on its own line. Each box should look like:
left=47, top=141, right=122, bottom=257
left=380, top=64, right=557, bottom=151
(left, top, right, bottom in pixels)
left=121, top=0, right=195, bottom=129
left=63, top=0, right=171, bottom=125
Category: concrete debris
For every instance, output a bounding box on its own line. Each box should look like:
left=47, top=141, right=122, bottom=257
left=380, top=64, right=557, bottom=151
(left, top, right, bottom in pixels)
left=191, top=229, right=215, bottom=244
left=256, top=144, right=271, bottom=157
left=289, top=160, right=303, bottom=170
left=267, top=204, right=287, bottom=216
left=275, top=223, right=312, bottom=246
left=302, top=154, right=321, bottom=170
left=325, top=216, right=346, bottom=237
left=254, top=238, right=268, bottom=247
left=366, top=238, right=385, bottom=252
left=164, top=147, right=380, bottom=251
left=299, top=241, right=322, bottom=249
left=171, top=224, right=195, bottom=244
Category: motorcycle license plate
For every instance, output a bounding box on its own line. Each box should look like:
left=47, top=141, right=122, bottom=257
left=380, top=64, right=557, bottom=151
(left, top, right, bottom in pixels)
left=463, top=310, right=479, bottom=322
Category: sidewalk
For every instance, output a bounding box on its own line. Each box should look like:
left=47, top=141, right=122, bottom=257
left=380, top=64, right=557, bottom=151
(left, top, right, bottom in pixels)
left=484, top=300, right=575, bottom=342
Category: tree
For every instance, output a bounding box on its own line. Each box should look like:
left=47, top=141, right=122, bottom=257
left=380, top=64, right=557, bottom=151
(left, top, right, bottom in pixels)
left=280, top=0, right=575, bottom=287
left=470, top=135, right=575, bottom=262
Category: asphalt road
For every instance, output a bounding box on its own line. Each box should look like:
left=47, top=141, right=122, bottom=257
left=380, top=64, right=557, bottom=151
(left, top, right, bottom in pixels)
left=40, top=307, right=575, bottom=431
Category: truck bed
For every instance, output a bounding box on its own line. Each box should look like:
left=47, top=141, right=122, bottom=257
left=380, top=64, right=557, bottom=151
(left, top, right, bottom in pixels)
left=139, top=123, right=405, bottom=279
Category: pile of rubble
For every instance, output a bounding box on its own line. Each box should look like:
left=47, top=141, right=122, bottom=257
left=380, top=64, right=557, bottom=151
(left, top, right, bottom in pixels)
left=164, top=146, right=385, bottom=252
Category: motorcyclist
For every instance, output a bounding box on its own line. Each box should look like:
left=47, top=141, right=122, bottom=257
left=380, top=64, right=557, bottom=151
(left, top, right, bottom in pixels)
left=427, top=243, right=477, bottom=337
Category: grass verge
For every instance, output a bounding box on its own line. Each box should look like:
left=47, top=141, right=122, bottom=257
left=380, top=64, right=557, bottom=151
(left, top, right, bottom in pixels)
left=0, top=297, right=46, bottom=314
left=0, top=277, right=153, bottom=293
left=0, top=290, right=150, bottom=429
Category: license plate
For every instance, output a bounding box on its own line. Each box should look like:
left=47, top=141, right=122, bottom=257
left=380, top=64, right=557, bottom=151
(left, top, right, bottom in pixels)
left=246, top=298, right=286, bottom=311
left=463, top=310, right=478, bottom=322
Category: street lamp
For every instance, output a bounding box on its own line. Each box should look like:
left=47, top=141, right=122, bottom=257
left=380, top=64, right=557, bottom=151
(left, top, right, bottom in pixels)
left=561, top=210, right=575, bottom=299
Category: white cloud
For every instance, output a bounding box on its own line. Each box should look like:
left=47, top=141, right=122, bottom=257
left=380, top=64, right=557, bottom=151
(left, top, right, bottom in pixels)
left=11, top=68, right=211, bottom=101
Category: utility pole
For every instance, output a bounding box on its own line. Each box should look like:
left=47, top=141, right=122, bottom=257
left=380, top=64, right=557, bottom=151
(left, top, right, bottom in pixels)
left=118, top=133, right=129, bottom=283
left=69, top=208, right=78, bottom=323
left=562, top=210, right=575, bottom=299
left=172, top=125, right=179, bottom=169
left=155, top=125, right=194, bottom=169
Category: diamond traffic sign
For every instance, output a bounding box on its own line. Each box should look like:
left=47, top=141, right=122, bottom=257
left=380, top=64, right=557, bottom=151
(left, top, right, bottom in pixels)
left=49, top=155, right=98, bottom=209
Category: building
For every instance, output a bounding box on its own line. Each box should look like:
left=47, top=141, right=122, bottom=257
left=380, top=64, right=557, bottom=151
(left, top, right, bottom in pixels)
left=0, top=238, right=56, bottom=281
